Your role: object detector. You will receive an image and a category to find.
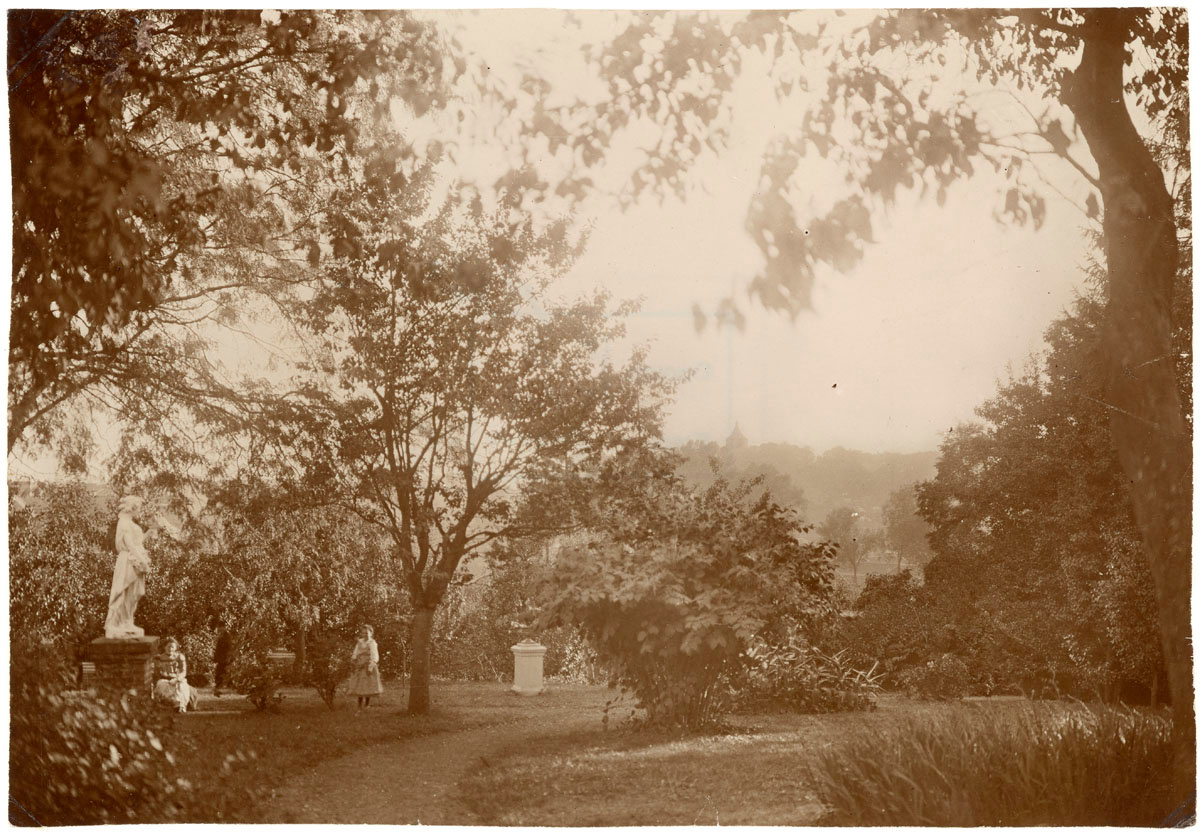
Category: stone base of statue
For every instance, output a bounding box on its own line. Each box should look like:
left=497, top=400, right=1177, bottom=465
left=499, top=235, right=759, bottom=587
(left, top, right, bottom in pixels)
left=89, top=636, right=159, bottom=694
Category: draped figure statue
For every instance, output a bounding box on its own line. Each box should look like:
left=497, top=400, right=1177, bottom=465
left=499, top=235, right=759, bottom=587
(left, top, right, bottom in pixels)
left=105, top=496, right=149, bottom=639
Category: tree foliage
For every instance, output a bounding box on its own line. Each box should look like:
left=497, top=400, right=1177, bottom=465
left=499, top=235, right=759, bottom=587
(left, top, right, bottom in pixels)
left=263, top=153, right=675, bottom=714
left=915, top=286, right=1165, bottom=699
left=674, top=439, right=807, bottom=514
left=883, top=486, right=933, bottom=572
left=818, top=506, right=883, bottom=588
left=9, top=483, right=114, bottom=660
left=540, top=458, right=838, bottom=728
left=8, top=10, right=449, bottom=453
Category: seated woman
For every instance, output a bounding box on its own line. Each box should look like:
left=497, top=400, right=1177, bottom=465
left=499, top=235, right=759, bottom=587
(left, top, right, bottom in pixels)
left=153, top=637, right=198, bottom=713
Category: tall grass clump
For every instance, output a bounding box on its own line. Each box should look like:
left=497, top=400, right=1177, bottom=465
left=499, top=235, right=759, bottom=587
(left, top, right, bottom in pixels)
left=807, top=703, right=1176, bottom=825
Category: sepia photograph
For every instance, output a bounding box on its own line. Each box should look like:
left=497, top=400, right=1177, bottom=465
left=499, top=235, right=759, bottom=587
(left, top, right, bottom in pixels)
left=7, top=7, right=1194, bottom=825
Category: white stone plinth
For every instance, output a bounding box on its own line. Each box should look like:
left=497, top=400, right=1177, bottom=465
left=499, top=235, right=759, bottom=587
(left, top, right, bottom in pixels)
left=511, top=639, right=547, bottom=695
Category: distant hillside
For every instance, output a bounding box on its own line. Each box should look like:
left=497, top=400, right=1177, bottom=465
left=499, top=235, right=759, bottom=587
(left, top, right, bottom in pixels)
left=674, top=433, right=938, bottom=527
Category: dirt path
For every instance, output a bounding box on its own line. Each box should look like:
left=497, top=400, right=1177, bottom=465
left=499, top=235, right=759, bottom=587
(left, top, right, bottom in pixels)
left=259, top=698, right=603, bottom=824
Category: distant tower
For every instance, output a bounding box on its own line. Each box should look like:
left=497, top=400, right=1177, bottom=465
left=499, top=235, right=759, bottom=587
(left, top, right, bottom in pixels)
left=724, top=423, right=749, bottom=451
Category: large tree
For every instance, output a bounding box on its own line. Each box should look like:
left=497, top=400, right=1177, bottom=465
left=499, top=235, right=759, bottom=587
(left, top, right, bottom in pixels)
left=507, top=8, right=1191, bottom=792
left=268, top=156, right=673, bottom=714
left=917, top=280, right=1168, bottom=700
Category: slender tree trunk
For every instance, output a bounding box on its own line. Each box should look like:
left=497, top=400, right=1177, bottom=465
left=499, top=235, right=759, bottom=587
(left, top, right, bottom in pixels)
left=1067, top=10, right=1194, bottom=800
left=407, top=606, right=435, bottom=715
left=294, top=628, right=307, bottom=679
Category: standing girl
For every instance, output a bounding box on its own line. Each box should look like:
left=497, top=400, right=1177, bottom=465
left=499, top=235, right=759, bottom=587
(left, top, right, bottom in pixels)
left=347, top=625, right=383, bottom=709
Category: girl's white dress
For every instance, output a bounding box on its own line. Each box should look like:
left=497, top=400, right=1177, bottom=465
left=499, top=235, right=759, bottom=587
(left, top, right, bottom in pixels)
left=347, top=637, right=383, bottom=696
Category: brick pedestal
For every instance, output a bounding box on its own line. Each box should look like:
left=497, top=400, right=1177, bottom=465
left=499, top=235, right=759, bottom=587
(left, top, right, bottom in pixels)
left=89, top=636, right=158, bottom=694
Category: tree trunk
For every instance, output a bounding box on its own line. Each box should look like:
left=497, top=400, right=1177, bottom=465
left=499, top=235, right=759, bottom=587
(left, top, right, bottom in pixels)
left=407, top=606, right=435, bottom=715
left=293, top=628, right=307, bottom=680
left=1067, top=10, right=1194, bottom=801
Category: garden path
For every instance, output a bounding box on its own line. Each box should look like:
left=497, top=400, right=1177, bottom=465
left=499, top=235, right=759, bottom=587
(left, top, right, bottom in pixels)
left=258, top=690, right=605, bottom=824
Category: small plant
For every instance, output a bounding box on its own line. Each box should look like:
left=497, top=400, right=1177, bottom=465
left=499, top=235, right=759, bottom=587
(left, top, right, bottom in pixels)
left=305, top=633, right=351, bottom=709
left=806, top=703, right=1175, bottom=825
left=739, top=640, right=881, bottom=714
left=228, top=647, right=285, bottom=712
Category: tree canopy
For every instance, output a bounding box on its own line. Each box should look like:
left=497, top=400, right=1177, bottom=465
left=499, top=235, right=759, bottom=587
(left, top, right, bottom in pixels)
left=8, top=10, right=449, bottom=453
left=251, top=147, right=675, bottom=713
left=918, top=285, right=1164, bottom=698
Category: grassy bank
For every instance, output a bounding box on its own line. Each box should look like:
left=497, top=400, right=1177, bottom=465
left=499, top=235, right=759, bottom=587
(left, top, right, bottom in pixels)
left=460, top=697, right=1175, bottom=826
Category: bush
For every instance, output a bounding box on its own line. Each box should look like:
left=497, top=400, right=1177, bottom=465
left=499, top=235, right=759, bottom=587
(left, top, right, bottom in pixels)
left=179, top=630, right=215, bottom=687
left=543, top=627, right=604, bottom=683
left=837, top=571, right=1059, bottom=698
left=305, top=632, right=351, bottom=708
left=806, top=703, right=1175, bottom=825
left=9, top=639, right=252, bottom=824
left=9, top=483, right=112, bottom=660
left=227, top=643, right=284, bottom=711
left=430, top=558, right=605, bottom=684
left=737, top=640, right=880, bottom=714
left=543, top=475, right=837, bottom=730
left=897, top=653, right=973, bottom=700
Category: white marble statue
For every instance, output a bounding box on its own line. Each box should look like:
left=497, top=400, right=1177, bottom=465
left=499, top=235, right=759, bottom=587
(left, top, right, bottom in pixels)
left=105, top=496, right=150, bottom=639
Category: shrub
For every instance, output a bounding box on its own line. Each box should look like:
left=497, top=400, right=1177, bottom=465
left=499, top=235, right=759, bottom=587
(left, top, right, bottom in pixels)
left=227, top=644, right=284, bottom=711
left=305, top=632, right=351, bottom=708
left=566, top=597, right=739, bottom=728
left=896, top=653, right=973, bottom=700
left=806, top=703, right=1175, bottom=825
left=542, top=474, right=837, bottom=729
left=430, top=557, right=605, bottom=684
left=544, top=627, right=604, bottom=683
left=738, top=640, right=880, bottom=714
left=9, top=483, right=112, bottom=660
left=9, top=639, right=252, bottom=824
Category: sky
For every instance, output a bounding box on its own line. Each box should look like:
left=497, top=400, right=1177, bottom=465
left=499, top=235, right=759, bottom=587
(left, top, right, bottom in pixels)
left=441, top=9, right=1096, bottom=454
left=565, top=181, right=1088, bottom=454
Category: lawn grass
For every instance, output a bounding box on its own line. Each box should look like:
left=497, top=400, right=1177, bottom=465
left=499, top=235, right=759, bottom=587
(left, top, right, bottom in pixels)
left=459, top=696, right=1162, bottom=826
left=160, top=680, right=595, bottom=822
left=459, top=695, right=953, bottom=825
left=143, top=683, right=1173, bottom=826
